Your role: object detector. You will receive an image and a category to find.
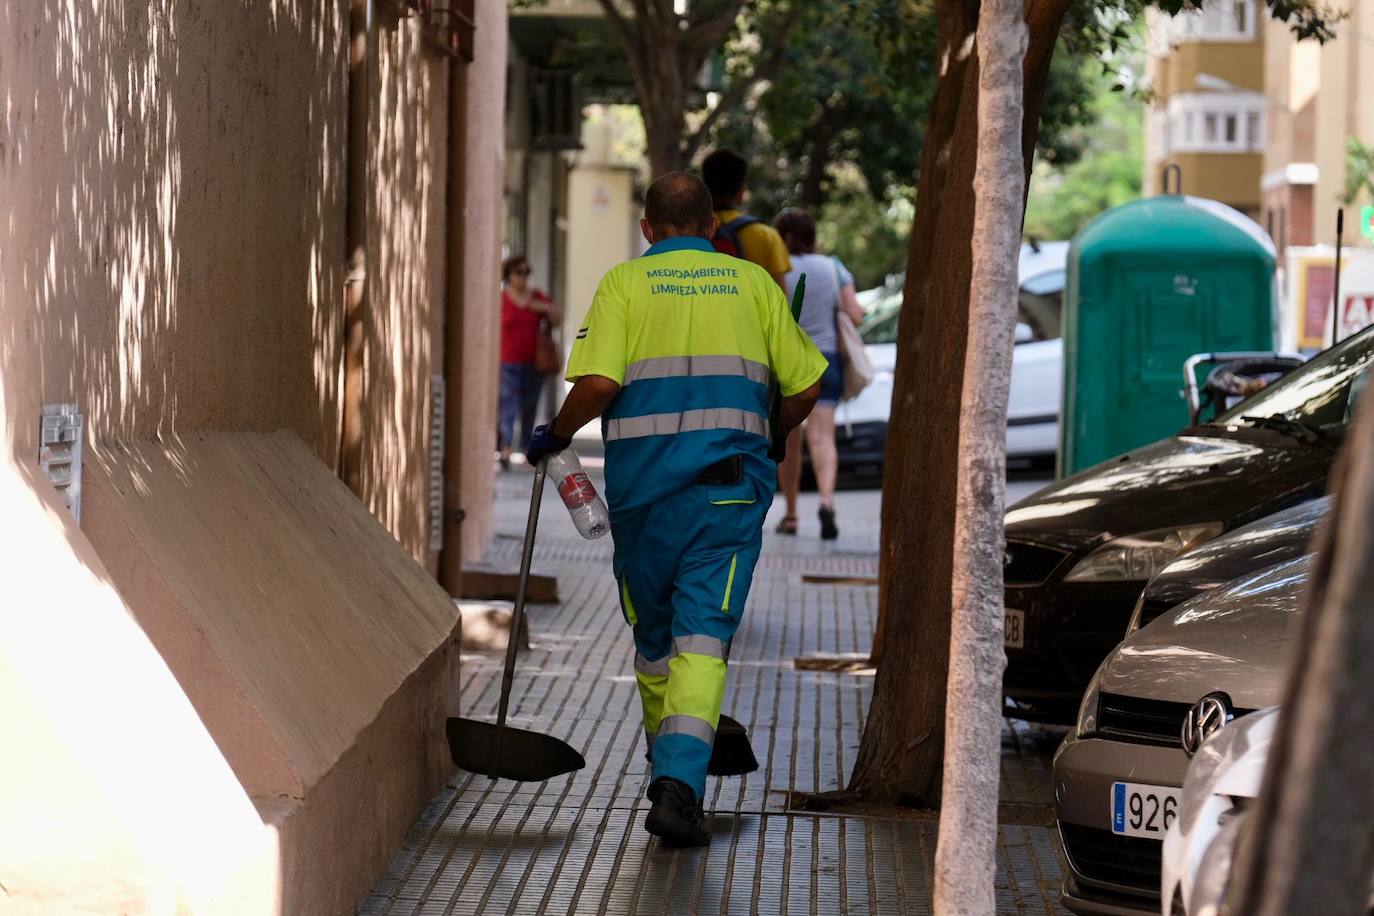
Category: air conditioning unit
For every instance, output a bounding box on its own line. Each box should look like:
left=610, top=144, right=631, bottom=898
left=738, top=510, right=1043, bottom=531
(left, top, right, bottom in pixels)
left=530, top=69, right=582, bottom=151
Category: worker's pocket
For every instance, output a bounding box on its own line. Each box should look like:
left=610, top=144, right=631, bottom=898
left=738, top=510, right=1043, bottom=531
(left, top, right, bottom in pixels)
left=706, top=481, right=758, bottom=507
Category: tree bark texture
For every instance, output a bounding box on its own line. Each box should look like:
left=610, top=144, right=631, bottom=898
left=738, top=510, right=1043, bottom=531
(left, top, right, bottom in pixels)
left=1224, top=396, right=1374, bottom=915
left=799, top=104, right=837, bottom=210
left=848, top=0, right=1071, bottom=806
left=932, top=0, right=1025, bottom=910
left=596, top=0, right=800, bottom=176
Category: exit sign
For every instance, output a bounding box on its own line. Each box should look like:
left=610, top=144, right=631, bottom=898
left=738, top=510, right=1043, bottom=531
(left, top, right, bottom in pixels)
left=1363, top=205, right=1374, bottom=240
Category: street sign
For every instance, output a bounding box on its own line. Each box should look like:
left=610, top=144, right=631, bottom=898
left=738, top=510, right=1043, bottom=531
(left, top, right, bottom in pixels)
left=1362, top=205, right=1374, bottom=240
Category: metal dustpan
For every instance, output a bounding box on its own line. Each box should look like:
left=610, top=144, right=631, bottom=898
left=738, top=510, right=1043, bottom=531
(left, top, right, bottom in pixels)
left=447, top=461, right=586, bottom=781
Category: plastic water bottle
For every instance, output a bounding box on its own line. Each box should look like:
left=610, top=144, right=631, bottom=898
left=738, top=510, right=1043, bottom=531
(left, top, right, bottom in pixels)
left=547, top=450, right=610, bottom=540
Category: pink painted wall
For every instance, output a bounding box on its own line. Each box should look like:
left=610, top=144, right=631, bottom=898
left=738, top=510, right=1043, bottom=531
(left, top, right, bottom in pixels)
left=0, top=1, right=491, bottom=563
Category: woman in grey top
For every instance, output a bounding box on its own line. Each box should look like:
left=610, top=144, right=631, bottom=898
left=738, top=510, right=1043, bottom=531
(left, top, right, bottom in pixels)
left=773, top=209, right=866, bottom=540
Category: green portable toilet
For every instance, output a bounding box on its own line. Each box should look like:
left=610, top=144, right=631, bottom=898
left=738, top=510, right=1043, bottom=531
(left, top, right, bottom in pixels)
left=1060, top=195, right=1278, bottom=476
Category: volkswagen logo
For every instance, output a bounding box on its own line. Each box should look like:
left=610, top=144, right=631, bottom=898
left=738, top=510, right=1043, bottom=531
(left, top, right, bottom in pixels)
left=1181, top=693, right=1234, bottom=757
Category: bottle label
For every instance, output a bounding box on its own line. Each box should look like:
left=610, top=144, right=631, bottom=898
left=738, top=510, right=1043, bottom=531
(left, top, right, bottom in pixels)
left=558, top=471, right=598, bottom=508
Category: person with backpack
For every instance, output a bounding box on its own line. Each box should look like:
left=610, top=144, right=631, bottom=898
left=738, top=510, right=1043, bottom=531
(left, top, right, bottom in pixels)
left=701, top=149, right=791, bottom=287
left=772, top=208, right=867, bottom=540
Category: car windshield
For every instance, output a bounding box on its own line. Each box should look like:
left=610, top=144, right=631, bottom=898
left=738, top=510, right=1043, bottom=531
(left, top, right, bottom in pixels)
left=1212, top=325, right=1374, bottom=436
left=858, top=293, right=902, bottom=345
left=1018, top=269, right=1064, bottom=342
left=857, top=269, right=1066, bottom=346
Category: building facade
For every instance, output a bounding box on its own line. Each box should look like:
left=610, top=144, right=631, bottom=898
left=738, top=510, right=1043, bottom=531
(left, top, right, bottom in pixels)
left=1261, top=0, right=1374, bottom=257
left=0, top=1, right=507, bottom=911
left=1144, top=0, right=1267, bottom=217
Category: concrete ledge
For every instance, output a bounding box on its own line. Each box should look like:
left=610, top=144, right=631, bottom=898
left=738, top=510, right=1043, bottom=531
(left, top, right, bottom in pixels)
left=0, top=455, right=278, bottom=914
left=460, top=565, right=559, bottom=603
left=82, top=430, right=462, bottom=915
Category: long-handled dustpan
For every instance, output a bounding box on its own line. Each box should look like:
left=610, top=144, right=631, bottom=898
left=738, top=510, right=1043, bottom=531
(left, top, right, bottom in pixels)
left=447, top=461, right=586, bottom=781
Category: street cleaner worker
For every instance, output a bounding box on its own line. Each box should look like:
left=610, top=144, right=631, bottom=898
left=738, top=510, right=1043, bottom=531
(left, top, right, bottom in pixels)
left=525, top=171, right=825, bottom=846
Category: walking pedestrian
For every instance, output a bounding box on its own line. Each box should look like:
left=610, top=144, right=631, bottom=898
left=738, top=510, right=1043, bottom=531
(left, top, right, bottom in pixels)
left=701, top=149, right=791, bottom=287
left=525, top=172, right=825, bottom=846
left=772, top=208, right=867, bottom=540
left=498, top=255, right=557, bottom=469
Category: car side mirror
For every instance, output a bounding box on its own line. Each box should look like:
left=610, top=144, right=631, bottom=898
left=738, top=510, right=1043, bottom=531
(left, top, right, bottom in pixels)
left=1014, top=322, right=1034, bottom=345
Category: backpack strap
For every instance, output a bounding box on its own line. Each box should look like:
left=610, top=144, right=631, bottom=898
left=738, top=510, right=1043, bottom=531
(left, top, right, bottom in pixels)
left=722, top=214, right=762, bottom=233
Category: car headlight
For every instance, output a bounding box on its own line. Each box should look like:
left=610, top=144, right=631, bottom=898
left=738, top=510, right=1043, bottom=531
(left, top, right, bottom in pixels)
left=1064, top=524, right=1223, bottom=583
left=1076, top=666, right=1103, bottom=739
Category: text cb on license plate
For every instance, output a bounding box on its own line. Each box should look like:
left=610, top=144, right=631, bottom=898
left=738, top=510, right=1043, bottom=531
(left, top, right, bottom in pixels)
left=1111, top=782, right=1179, bottom=839
left=1004, top=609, right=1025, bottom=649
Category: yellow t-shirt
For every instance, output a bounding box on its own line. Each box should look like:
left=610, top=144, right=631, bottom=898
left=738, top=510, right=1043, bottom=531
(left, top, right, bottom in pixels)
left=715, top=209, right=792, bottom=280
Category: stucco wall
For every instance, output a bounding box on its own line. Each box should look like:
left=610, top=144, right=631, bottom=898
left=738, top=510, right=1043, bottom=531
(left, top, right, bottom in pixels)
left=0, top=1, right=347, bottom=464
left=457, top=0, right=507, bottom=564
left=0, top=2, right=463, bottom=562
left=359, top=13, right=451, bottom=563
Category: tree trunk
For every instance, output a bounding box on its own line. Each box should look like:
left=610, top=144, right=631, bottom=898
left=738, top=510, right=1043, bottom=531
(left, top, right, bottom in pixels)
left=849, top=0, right=1072, bottom=806
left=1223, top=401, right=1374, bottom=915
left=799, top=106, right=836, bottom=210
left=645, top=103, right=689, bottom=175
left=931, top=0, right=1025, bottom=910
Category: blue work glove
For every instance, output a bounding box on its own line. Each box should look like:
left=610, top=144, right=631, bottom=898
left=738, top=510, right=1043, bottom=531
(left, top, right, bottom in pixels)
left=525, top=423, right=572, bottom=466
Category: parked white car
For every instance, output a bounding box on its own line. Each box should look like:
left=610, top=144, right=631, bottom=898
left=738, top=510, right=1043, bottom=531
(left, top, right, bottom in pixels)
left=834, top=241, right=1068, bottom=475
left=1162, top=707, right=1374, bottom=915
left=1161, top=707, right=1278, bottom=916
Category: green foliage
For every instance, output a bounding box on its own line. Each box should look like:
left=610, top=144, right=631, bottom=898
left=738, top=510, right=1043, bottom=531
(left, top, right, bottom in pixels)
left=1343, top=137, right=1374, bottom=206
left=705, top=0, right=1097, bottom=283
left=708, top=0, right=935, bottom=207
left=818, top=170, right=915, bottom=291
left=1024, top=58, right=1144, bottom=242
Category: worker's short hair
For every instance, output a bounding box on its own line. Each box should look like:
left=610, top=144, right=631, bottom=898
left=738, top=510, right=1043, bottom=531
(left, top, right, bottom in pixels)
left=773, top=208, right=816, bottom=255
left=644, top=171, right=715, bottom=238
left=702, top=149, right=748, bottom=201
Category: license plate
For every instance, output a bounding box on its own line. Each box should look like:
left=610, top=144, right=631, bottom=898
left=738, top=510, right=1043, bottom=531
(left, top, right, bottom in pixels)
left=1111, top=782, right=1180, bottom=839
left=1004, top=609, right=1025, bottom=649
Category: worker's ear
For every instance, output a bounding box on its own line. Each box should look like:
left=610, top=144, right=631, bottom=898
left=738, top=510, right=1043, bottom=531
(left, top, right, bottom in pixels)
left=706, top=215, right=719, bottom=238
left=640, top=218, right=655, bottom=245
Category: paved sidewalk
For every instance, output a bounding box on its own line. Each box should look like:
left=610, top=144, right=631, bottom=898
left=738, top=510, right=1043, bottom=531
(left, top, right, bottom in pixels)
left=359, top=469, right=1068, bottom=915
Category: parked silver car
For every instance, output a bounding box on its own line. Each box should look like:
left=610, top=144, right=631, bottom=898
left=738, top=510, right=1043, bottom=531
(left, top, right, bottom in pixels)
left=1053, top=556, right=1310, bottom=914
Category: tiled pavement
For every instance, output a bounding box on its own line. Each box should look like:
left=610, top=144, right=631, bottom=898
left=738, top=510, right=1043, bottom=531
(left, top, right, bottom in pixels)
left=359, top=470, right=1069, bottom=915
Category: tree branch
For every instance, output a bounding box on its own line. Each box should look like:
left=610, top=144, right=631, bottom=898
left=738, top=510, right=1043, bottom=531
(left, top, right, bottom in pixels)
left=596, top=0, right=659, bottom=120
left=681, top=3, right=803, bottom=162
left=683, top=1, right=746, bottom=59
left=595, top=0, right=636, bottom=45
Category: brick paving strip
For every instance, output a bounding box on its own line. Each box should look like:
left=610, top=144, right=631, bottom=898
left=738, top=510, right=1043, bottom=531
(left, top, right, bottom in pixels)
left=359, top=471, right=1069, bottom=915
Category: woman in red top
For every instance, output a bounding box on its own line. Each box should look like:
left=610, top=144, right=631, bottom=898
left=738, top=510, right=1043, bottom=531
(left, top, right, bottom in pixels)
left=498, top=255, right=556, bottom=468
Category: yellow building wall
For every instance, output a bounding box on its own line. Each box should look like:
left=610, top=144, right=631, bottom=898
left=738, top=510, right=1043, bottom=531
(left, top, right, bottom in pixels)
left=563, top=166, right=640, bottom=351
left=1169, top=152, right=1264, bottom=214
left=1158, top=39, right=1265, bottom=96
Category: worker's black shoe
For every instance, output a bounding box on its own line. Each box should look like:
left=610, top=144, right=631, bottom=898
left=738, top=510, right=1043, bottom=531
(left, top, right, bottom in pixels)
left=644, top=777, right=710, bottom=847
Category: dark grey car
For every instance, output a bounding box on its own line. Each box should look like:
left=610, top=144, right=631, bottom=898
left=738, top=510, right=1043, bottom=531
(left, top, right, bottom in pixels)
left=1125, top=494, right=1328, bottom=634
left=1053, top=556, right=1309, bottom=914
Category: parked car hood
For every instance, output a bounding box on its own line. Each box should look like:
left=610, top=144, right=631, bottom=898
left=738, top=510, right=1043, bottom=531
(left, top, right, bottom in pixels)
left=1005, top=432, right=1333, bottom=550
left=1141, top=496, right=1329, bottom=611
left=1101, top=556, right=1310, bottom=709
